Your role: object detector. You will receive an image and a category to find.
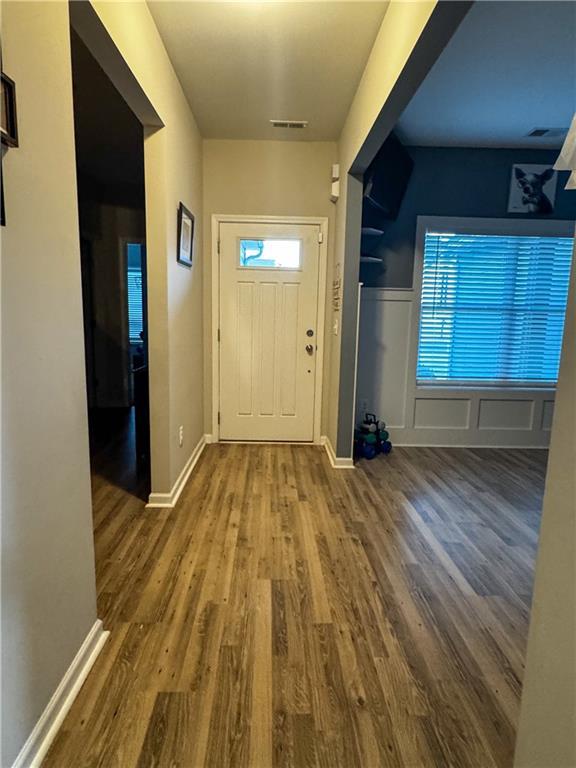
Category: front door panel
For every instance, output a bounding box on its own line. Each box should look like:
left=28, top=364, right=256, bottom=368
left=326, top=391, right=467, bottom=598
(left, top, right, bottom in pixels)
left=219, top=222, right=320, bottom=441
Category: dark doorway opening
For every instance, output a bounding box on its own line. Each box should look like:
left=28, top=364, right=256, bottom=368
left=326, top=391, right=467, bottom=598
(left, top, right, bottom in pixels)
left=71, top=29, right=150, bottom=501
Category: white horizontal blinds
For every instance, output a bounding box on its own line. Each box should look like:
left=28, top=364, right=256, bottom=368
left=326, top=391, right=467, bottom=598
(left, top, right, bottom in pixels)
left=417, top=232, right=573, bottom=385
left=127, top=267, right=143, bottom=343
left=127, top=243, right=144, bottom=344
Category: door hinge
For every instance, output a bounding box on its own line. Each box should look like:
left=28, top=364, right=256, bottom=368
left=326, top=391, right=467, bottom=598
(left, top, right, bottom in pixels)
left=217, top=328, right=221, bottom=342
left=218, top=411, right=221, bottom=425
left=318, top=231, right=323, bottom=244
left=217, top=239, right=221, bottom=255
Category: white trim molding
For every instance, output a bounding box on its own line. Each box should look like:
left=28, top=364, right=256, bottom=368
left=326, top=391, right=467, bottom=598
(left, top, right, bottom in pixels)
left=146, top=434, right=207, bottom=509
left=322, top=435, right=355, bottom=469
left=12, top=620, right=109, bottom=768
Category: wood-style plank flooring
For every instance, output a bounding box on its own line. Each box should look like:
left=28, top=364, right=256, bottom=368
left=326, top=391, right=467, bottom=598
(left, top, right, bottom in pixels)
left=43, top=444, right=547, bottom=768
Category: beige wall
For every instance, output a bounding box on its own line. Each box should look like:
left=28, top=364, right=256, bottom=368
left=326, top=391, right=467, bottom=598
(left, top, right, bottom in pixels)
left=328, top=0, right=438, bottom=454
left=514, top=247, right=576, bottom=767
left=1, top=3, right=98, bottom=764
left=202, top=139, right=338, bottom=434
left=90, top=0, right=204, bottom=492
left=338, top=1, right=437, bottom=176
left=2, top=0, right=206, bottom=761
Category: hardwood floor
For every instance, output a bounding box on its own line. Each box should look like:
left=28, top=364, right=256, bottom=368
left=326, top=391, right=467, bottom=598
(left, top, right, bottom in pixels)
left=88, top=406, right=150, bottom=501
left=43, top=444, right=547, bottom=768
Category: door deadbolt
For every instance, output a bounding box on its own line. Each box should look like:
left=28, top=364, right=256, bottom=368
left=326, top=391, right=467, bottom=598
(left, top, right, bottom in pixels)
left=306, top=329, right=314, bottom=337
left=305, top=344, right=314, bottom=355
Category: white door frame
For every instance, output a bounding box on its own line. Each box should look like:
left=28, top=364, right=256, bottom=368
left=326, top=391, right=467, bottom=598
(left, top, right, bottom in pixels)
left=211, top=214, right=328, bottom=443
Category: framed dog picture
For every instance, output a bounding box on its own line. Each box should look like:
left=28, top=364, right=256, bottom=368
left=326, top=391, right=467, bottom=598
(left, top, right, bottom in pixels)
left=177, top=202, right=194, bottom=267
left=507, top=164, right=558, bottom=215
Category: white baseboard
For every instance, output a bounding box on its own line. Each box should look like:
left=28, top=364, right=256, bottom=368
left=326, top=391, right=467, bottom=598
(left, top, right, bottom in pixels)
left=12, top=620, right=109, bottom=768
left=321, top=435, right=355, bottom=469
left=146, top=434, right=208, bottom=509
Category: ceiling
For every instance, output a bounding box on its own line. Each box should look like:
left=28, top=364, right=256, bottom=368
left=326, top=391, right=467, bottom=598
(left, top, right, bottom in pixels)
left=147, top=1, right=388, bottom=141
left=396, top=1, right=576, bottom=149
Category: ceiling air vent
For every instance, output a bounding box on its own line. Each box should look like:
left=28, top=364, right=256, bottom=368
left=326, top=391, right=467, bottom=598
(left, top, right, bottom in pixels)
left=527, top=127, right=568, bottom=138
left=270, top=120, right=309, bottom=129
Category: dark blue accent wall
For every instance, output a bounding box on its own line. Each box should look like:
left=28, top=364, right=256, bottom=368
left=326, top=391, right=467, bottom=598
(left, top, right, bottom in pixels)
left=360, top=147, right=576, bottom=288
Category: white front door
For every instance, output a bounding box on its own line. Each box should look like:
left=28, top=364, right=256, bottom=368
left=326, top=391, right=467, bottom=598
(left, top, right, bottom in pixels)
left=219, top=221, right=321, bottom=441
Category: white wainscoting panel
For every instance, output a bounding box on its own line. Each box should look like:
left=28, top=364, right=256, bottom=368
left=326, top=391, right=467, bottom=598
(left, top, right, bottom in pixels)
left=356, top=289, right=413, bottom=428
left=541, top=400, right=555, bottom=431
left=357, top=286, right=555, bottom=448
left=478, top=399, right=534, bottom=430
left=414, top=398, right=470, bottom=429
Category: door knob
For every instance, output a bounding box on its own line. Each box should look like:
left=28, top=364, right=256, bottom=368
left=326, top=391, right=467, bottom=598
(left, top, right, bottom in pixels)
left=305, top=344, right=314, bottom=355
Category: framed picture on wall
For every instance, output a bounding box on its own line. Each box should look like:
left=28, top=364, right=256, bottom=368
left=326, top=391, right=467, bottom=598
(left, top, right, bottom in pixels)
left=177, top=202, right=194, bottom=267
left=507, top=164, right=558, bottom=215
left=1, top=72, right=19, bottom=148
left=1, top=169, right=5, bottom=227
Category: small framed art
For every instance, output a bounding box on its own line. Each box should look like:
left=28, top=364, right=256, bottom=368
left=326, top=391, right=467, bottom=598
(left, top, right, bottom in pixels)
left=177, top=202, right=194, bottom=267
left=1, top=72, right=18, bottom=148
left=507, top=164, right=557, bottom=215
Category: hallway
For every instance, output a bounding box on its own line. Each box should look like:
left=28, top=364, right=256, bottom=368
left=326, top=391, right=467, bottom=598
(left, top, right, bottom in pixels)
left=43, top=444, right=546, bottom=767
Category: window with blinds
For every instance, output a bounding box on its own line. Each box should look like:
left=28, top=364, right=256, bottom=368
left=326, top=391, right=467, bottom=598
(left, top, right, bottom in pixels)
left=126, top=243, right=144, bottom=345
left=416, top=231, right=573, bottom=386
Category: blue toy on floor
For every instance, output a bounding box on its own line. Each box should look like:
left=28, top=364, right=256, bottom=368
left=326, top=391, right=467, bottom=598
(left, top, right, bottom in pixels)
left=354, top=412, right=392, bottom=460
